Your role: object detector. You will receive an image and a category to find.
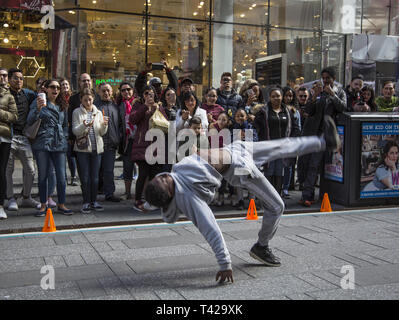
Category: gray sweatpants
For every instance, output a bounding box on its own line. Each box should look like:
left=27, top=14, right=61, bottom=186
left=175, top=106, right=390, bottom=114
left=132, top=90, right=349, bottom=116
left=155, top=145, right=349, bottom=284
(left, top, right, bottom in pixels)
left=223, top=136, right=324, bottom=247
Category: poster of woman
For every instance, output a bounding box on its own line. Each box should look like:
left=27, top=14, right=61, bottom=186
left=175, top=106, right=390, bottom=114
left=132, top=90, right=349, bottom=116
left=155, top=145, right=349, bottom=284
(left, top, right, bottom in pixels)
left=360, top=122, right=399, bottom=198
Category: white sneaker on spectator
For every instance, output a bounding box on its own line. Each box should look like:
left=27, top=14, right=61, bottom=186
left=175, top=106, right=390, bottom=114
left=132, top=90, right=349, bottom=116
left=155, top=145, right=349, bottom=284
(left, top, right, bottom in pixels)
left=143, top=201, right=158, bottom=211
left=20, top=197, right=40, bottom=208
left=7, top=198, right=18, bottom=211
left=0, top=206, right=7, bottom=219
left=47, top=197, right=57, bottom=208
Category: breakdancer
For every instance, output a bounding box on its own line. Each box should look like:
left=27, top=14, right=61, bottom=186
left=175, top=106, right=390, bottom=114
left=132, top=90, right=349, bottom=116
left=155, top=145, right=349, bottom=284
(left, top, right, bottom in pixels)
left=145, top=116, right=340, bottom=284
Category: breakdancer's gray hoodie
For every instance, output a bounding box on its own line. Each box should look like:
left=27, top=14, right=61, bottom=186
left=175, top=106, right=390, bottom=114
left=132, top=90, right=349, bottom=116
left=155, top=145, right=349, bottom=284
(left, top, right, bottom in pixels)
left=161, top=154, right=232, bottom=271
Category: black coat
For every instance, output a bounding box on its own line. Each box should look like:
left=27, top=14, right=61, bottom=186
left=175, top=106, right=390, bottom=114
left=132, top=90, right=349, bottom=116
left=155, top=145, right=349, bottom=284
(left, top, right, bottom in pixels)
left=216, top=88, right=243, bottom=118
left=302, top=85, right=347, bottom=137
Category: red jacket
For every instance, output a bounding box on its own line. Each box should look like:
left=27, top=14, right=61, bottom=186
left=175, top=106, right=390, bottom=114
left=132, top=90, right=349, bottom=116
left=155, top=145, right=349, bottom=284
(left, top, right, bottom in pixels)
left=129, top=101, right=168, bottom=162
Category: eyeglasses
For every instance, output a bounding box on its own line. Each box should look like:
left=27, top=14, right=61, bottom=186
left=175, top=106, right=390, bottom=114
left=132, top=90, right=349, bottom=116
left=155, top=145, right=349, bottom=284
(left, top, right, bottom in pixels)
left=298, top=95, right=307, bottom=98
left=48, top=85, right=60, bottom=90
left=222, top=78, right=232, bottom=82
left=121, top=88, right=132, bottom=92
left=0, top=73, right=7, bottom=77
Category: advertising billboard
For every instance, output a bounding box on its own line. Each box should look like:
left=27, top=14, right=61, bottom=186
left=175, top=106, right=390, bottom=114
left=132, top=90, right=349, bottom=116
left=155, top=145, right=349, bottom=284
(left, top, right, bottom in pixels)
left=360, top=122, right=399, bottom=198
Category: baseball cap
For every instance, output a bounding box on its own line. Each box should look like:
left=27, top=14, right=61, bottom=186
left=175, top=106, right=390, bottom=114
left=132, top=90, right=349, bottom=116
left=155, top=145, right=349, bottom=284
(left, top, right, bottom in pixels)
left=181, top=78, right=194, bottom=85
left=149, top=77, right=162, bottom=86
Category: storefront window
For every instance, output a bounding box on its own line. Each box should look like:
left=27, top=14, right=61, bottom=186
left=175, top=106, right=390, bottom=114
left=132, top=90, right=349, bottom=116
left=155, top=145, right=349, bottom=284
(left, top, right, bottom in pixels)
left=147, top=18, right=209, bottom=96
left=53, top=0, right=77, bottom=10
left=232, top=24, right=267, bottom=88
left=323, top=0, right=362, bottom=34
left=149, top=0, right=210, bottom=20
left=270, top=0, right=321, bottom=30
left=269, top=28, right=321, bottom=88
left=390, top=1, right=399, bottom=35
left=213, top=0, right=267, bottom=25
left=211, top=22, right=266, bottom=89
left=0, top=8, right=51, bottom=89
left=322, top=34, right=345, bottom=85
left=77, top=0, right=145, bottom=14
left=361, top=0, right=391, bottom=35
left=78, top=11, right=145, bottom=90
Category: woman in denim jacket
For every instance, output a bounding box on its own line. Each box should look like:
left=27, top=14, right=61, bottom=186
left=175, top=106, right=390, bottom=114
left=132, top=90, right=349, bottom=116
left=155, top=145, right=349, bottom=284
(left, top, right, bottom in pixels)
left=27, top=79, right=72, bottom=217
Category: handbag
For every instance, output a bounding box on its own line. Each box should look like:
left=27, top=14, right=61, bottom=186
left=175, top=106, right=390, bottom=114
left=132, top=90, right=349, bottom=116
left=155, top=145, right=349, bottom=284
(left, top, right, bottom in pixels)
left=23, top=118, right=41, bottom=140
left=149, top=105, right=169, bottom=133
left=76, top=132, right=90, bottom=150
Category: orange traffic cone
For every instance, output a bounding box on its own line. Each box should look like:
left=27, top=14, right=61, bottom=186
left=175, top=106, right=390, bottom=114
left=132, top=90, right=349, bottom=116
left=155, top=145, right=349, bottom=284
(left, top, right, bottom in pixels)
left=246, top=199, right=258, bottom=220
left=42, top=208, right=57, bottom=232
left=320, top=193, right=332, bottom=212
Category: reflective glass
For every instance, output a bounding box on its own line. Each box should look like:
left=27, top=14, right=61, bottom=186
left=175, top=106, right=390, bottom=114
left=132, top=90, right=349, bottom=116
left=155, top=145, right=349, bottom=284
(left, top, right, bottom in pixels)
left=270, top=0, right=321, bottom=29
left=78, top=11, right=145, bottom=90
left=361, top=0, right=391, bottom=34
left=0, top=9, right=51, bottom=89
left=269, top=28, right=321, bottom=87
left=78, top=0, right=145, bottom=14
left=149, top=0, right=210, bottom=19
left=214, top=0, right=267, bottom=25
left=323, top=0, right=361, bottom=33
left=322, top=34, right=345, bottom=85
left=147, top=18, right=209, bottom=95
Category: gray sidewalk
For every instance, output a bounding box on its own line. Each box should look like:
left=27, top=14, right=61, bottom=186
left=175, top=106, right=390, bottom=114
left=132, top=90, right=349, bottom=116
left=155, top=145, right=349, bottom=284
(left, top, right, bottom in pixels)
left=0, top=207, right=398, bottom=300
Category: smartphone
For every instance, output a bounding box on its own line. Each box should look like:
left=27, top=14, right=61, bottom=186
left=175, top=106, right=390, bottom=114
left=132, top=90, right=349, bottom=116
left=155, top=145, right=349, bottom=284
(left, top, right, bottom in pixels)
left=246, top=88, right=254, bottom=96
left=152, top=63, right=164, bottom=70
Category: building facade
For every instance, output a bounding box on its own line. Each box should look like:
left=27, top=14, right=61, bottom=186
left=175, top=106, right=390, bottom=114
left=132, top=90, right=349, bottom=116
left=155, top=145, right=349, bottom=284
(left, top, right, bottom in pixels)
left=0, top=0, right=398, bottom=94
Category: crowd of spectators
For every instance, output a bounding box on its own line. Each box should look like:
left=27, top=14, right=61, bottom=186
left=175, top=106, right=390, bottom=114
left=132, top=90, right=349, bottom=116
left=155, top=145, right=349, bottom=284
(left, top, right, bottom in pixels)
left=0, top=62, right=398, bottom=218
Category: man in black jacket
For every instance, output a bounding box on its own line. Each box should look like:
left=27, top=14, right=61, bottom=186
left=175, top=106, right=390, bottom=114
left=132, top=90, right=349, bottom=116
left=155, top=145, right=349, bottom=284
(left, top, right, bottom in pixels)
left=298, top=67, right=347, bottom=207
left=344, top=74, right=364, bottom=112
left=216, top=72, right=243, bottom=118
left=97, top=83, right=122, bottom=203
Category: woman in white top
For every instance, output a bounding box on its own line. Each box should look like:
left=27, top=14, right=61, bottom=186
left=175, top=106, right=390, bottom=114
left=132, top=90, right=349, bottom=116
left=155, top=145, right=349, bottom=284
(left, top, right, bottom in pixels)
left=72, top=88, right=108, bottom=214
left=176, top=91, right=208, bottom=134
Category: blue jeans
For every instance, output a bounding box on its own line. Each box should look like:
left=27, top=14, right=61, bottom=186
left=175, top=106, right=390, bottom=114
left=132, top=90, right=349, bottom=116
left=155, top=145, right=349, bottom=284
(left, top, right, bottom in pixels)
left=48, top=161, right=56, bottom=197
left=264, top=159, right=284, bottom=177
left=100, top=149, right=116, bottom=198
left=34, top=150, right=67, bottom=204
left=76, top=151, right=101, bottom=204
left=67, top=143, right=77, bottom=178
left=300, top=151, right=324, bottom=201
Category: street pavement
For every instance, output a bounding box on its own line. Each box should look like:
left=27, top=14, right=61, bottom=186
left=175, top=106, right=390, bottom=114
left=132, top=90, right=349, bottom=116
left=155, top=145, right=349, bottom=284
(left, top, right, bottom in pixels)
left=1, top=160, right=399, bottom=301
left=0, top=206, right=399, bottom=300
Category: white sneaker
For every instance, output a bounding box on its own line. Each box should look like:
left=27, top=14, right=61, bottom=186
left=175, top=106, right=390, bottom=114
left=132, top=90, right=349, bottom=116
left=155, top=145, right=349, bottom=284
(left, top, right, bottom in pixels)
left=143, top=201, right=158, bottom=211
left=7, top=198, right=18, bottom=211
left=0, top=206, right=7, bottom=219
left=20, top=197, right=40, bottom=208
left=47, top=197, right=57, bottom=208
